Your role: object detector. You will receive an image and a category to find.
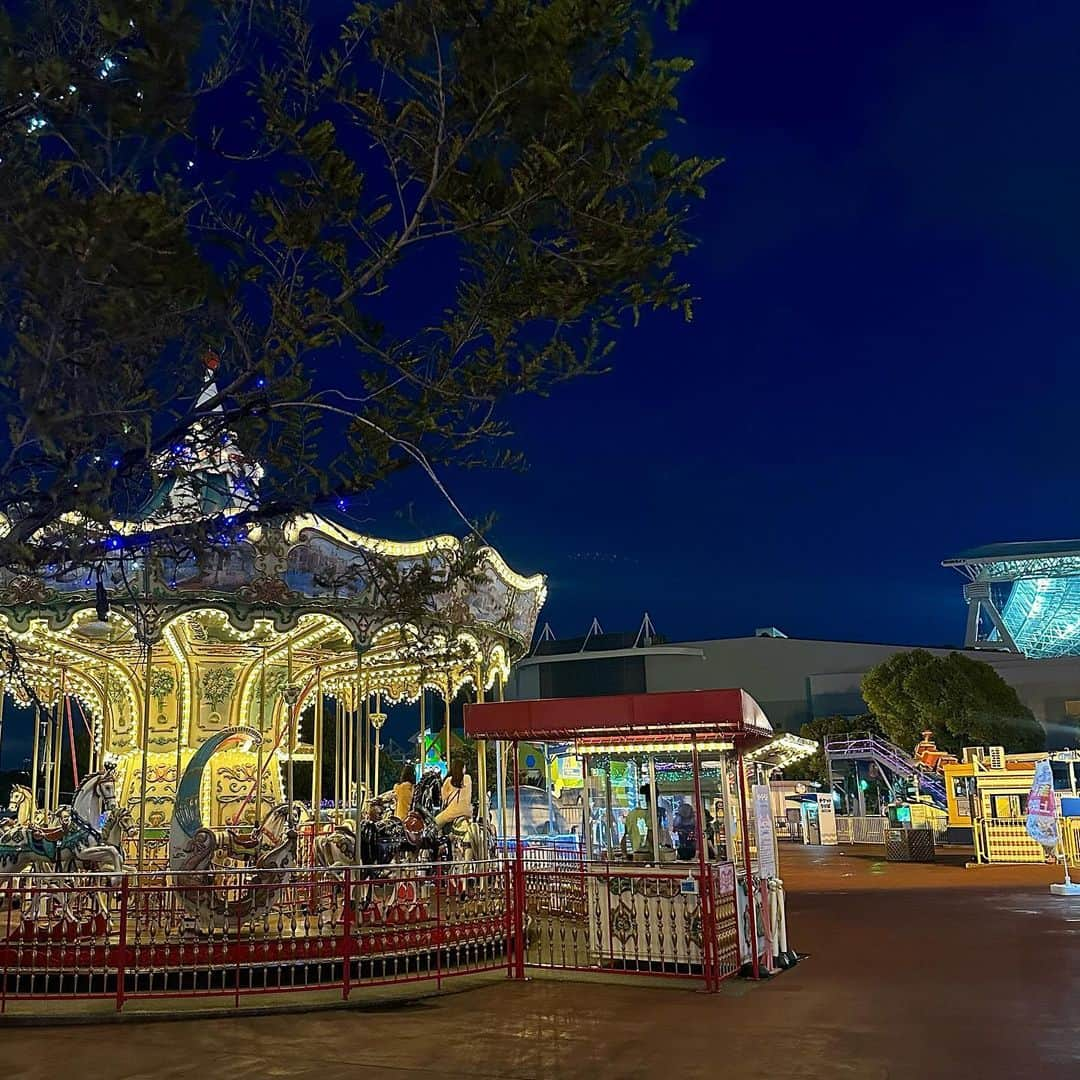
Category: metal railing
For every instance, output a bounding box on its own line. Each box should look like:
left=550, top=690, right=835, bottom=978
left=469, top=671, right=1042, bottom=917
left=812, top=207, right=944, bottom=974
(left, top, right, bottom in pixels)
left=0, top=849, right=758, bottom=1011
left=522, top=859, right=742, bottom=989
left=0, top=861, right=511, bottom=1011
left=834, top=816, right=889, bottom=845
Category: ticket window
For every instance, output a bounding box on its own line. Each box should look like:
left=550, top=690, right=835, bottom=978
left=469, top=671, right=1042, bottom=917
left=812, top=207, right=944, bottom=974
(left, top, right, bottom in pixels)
left=585, top=752, right=725, bottom=863
left=952, top=776, right=974, bottom=823
left=988, top=794, right=1022, bottom=819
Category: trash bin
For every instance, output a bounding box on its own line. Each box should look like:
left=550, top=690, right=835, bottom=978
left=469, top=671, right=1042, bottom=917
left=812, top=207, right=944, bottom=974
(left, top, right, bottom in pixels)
left=886, top=827, right=935, bottom=862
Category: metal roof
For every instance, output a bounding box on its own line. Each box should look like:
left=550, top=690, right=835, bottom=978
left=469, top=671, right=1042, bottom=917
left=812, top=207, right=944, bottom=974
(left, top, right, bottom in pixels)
left=944, top=539, right=1080, bottom=565
left=463, top=688, right=773, bottom=745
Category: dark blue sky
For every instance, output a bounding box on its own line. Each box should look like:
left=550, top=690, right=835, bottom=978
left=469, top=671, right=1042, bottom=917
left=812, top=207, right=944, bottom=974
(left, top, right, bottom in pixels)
left=3, top=2, right=1074, bottom=771
left=381, top=0, right=1080, bottom=649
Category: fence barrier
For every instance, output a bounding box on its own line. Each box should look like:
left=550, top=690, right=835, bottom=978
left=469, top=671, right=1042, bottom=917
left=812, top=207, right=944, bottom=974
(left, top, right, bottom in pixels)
left=834, top=816, right=889, bottom=845
left=521, top=861, right=740, bottom=988
left=975, top=817, right=1080, bottom=866
left=0, top=854, right=757, bottom=1011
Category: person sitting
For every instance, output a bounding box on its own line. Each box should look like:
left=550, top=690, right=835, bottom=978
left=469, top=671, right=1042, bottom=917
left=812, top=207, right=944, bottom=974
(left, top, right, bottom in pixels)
left=392, top=763, right=416, bottom=821
left=434, top=758, right=473, bottom=829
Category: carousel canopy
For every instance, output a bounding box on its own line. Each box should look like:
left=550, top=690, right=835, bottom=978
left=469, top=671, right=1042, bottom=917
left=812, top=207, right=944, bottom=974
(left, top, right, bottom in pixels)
left=0, top=367, right=545, bottom=733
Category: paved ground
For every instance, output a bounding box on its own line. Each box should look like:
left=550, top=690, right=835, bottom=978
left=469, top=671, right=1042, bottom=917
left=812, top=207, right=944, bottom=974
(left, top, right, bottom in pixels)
left=4, top=846, right=1078, bottom=1079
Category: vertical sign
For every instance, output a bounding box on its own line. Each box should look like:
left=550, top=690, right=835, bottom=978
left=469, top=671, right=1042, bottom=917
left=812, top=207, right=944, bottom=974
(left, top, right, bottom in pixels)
left=752, top=783, right=778, bottom=879
left=816, top=793, right=838, bottom=845
left=1026, top=758, right=1058, bottom=849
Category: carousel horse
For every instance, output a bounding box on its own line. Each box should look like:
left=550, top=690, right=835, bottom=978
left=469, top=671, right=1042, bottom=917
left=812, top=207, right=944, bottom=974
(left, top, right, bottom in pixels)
left=447, top=815, right=493, bottom=867
left=314, top=815, right=358, bottom=868
left=21, top=805, right=137, bottom=926
left=361, top=769, right=448, bottom=869
left=169, top=727, right=300, bottom=925
left=3, top=785, right=34, bottom=828
left=215, top=803, right=299, bottom=865
left=0, top=765, right=121, bottom=885
left=316, top=770, right=448, bottom=873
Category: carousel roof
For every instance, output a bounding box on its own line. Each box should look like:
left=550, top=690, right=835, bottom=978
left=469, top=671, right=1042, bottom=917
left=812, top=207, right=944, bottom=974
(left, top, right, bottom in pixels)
left=0, top=369, right=546, bottom=711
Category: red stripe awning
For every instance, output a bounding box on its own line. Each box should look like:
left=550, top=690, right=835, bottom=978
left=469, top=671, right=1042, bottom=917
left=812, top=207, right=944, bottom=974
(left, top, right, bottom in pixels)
left=464, top=688, right=772, bottom=745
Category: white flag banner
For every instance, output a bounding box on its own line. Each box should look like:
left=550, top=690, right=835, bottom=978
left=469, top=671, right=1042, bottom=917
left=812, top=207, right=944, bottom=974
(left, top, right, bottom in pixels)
left=1026, top=759, right=1058, bottom=849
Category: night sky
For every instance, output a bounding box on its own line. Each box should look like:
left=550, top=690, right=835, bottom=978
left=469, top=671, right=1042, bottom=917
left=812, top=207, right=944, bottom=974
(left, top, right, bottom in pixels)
left=3, top=3, right=1078, bottom=771
left=394, top=1, right=1080, bottom=650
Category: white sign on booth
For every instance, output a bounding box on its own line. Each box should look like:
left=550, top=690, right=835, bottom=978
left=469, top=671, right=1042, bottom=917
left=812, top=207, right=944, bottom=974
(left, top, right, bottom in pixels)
left=752, top=783, right=778, bottom=879
left=816, top=793, right=838, bottom=845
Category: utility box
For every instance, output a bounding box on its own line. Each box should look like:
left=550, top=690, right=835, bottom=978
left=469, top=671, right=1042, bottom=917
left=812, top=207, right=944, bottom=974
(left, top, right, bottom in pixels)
left=886, top=827, right=935, bottom=862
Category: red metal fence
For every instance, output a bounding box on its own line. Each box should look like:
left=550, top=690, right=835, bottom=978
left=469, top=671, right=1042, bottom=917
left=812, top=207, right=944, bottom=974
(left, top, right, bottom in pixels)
left=1, top=857, right=744, bottom=1012
left=521, top=861, right=740, bottom=989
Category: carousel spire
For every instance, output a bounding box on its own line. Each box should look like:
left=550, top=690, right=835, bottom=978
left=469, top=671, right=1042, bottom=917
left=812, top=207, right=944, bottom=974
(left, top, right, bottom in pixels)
left=135, top=352, right=264, bottom=524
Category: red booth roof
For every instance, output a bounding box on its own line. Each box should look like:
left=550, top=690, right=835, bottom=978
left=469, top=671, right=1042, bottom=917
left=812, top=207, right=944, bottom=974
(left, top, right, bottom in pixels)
left=464, top=688, right=773, bottom=747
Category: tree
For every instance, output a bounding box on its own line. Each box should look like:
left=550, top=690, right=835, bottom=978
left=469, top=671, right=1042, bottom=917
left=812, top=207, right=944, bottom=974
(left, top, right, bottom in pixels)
left=0, top=0, right=716, bottom=578
left=784, top=713, right=881, bottom=786
left=862, top=649, right=1044, bottom=755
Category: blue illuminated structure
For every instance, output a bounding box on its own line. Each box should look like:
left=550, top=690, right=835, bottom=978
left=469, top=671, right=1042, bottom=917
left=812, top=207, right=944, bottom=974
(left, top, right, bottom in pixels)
left=943, top=541, right=1080, bottom=658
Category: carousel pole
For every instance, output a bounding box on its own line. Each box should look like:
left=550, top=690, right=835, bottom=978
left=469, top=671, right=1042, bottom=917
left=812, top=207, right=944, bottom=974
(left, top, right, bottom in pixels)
left=64, top=690, right=79, bottom=792
left=475, top=662, right=488, bottom=827
left=0, top=691, right=5, bottom=775
left=100, top=666, right=111, bottom=780
left=495, top=670, right=507, bottom=838
left=341, top=691, right=348, bottom=809
left=340, top=685, right=348, bottom=808
left=174, top=662, right=184, bottom=815
left=59, top=668, right=70, bottom=803
left=41, top=682, right=54, bottom=811
left=443, top=677, right=452, bottom=774
left=362, top=691, right=371, bottom=794
left=30, top=702, right=42, bottom=811
left=345, top=685, right=353, bottom=807
left=418, top=686, right=426, bottom=772
left=136, top=638, right=153, bottom=875
left=285, top=639, right=296, bottom=811
left=353, top=646, right=364, bottom=847
left=372, top=691, right=383, bottom=797
left=313, top=666, right=324, bottom=820
left=51, top=679, right=64, bottom=808
left=256, top=647, right=267, bottom=826
left=333, top=687, right=343, bottom=814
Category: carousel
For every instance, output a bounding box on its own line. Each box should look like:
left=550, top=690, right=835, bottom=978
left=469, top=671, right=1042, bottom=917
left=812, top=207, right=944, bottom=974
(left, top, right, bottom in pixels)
left=0, top=368, right=545, bottom=888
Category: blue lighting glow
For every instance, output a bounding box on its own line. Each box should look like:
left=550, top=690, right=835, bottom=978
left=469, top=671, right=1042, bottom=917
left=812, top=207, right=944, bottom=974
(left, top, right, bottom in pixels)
left=997, top=576, right=1080, bottom=658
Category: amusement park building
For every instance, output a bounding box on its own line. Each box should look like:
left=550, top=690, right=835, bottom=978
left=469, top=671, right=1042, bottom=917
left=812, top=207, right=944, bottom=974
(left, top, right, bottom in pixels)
left=943, top=539, right=1080, bottom=659
left=506, top=626, right=1080, bottom=749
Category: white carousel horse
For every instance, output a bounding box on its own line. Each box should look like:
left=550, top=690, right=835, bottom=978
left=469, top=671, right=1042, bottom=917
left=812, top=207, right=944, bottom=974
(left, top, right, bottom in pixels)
left=314, top=816, right=357, bottom=868
left=0, top=765, right=120, bottom=884
left=59, top=765, right=124, bottom=883
left=447, top=815, right=493, bottom=866
left=18, top=810, right=135, bottom=928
